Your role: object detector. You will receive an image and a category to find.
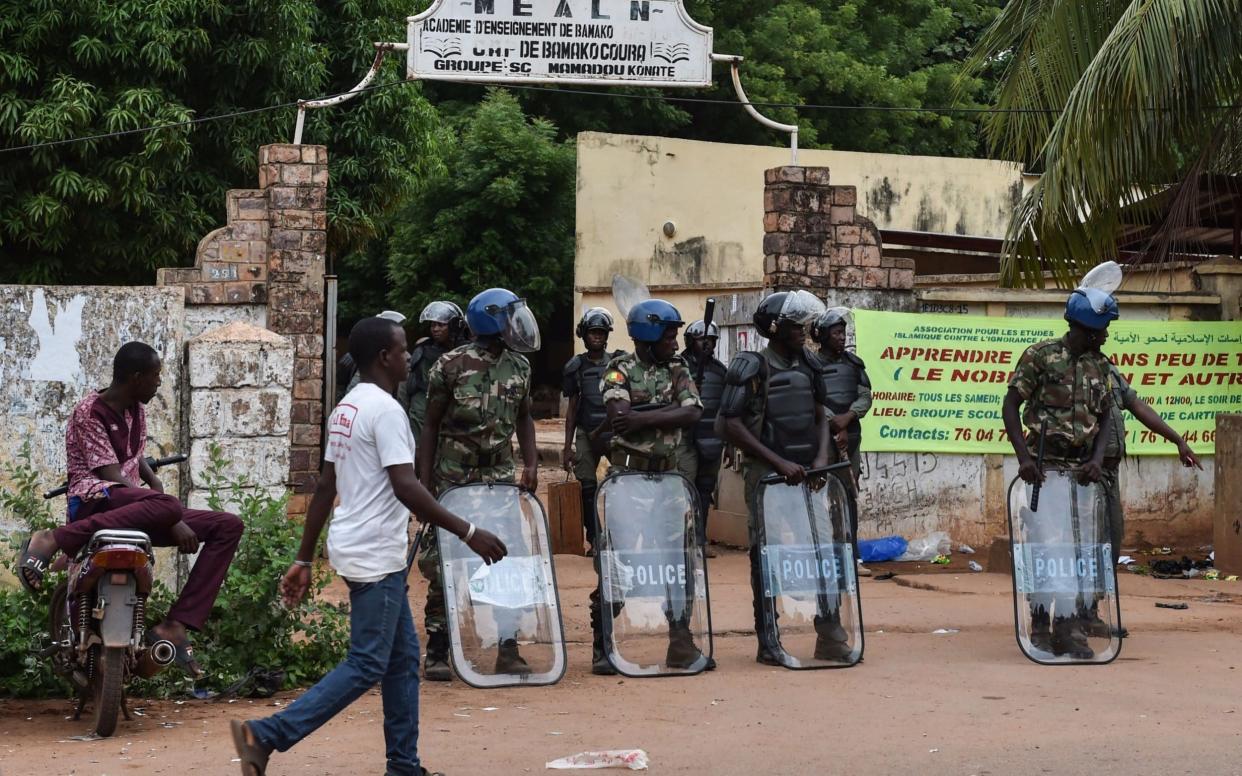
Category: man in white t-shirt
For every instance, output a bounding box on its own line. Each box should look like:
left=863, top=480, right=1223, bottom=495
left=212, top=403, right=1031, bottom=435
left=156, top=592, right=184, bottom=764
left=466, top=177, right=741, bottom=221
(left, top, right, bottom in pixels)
left=230, top=316, right=506, bottom=776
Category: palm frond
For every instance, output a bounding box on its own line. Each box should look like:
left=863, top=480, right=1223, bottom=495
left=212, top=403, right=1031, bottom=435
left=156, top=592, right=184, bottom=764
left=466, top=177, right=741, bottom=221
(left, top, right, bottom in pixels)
left=974, top=0, right=1242, bottom=286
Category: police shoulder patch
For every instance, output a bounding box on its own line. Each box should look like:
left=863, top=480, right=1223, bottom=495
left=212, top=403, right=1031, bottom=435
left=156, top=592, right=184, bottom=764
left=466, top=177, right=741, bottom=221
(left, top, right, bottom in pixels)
left=603, top=369, right=626, bottom=384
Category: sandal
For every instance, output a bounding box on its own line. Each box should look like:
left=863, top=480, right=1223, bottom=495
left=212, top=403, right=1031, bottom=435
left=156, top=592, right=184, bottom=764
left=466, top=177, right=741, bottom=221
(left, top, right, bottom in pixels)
left=17, top=536, right=52, bottom=594
left=231, top=720, right=272, bottom=776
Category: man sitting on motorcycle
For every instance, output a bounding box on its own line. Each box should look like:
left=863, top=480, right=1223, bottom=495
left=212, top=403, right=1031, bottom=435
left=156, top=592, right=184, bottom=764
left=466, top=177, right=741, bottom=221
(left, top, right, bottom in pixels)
left=17, top=341, right=244, bottom=678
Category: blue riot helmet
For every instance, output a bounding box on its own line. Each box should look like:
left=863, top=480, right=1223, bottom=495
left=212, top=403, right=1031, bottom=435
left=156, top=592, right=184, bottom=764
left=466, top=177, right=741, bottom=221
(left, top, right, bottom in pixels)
left=466, top=288, right=541, bottom=352
left=1064, top=288, right=1119, bottom=330
left=626, top=299, right=684, bottom=343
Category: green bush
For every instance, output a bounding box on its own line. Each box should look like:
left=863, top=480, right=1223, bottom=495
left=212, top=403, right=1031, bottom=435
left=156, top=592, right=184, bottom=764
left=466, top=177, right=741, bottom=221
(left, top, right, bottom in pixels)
left=0, top=443, right=64, bottom=697
left=181, top=443, right=350, bottom=692
left=0, top=442, right=350, bottom=698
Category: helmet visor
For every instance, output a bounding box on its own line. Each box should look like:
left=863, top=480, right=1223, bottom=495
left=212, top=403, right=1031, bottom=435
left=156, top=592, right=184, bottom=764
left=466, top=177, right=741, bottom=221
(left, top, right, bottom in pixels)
left=582, top=307, right=614, bottom=330
left=1079, top=288, right=1115, bottom=315
left=420, top=301, right=462, bottom=324
left=778, top=290, right=827, bottom=326
left=503, top=300, right=541, bottom=353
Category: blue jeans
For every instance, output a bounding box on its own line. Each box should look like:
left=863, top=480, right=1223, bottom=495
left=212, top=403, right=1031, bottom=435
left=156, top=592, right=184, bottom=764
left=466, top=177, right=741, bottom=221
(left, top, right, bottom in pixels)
left=249, top=570, right=423, bottom=775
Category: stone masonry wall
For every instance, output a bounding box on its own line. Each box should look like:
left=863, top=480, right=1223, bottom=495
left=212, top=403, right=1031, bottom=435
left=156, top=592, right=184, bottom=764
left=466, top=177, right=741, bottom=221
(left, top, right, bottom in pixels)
left=185, top=322, right=293, bottom=511
left=762, top=166, right=915, bottom=295
left=159, top=143, right=327, bottom=514
left=259, top=144, right=328, bottom=513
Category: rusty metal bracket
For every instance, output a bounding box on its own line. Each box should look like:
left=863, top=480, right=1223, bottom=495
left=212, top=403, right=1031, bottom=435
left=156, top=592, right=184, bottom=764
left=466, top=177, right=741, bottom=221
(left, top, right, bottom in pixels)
left=711, top=54, right=798, bottom=165
left=293, top=42, right=409, bottom=145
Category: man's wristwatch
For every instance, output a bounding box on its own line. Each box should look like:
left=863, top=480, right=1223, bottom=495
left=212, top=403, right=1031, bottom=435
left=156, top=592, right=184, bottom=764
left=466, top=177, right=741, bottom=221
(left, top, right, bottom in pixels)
left=293, top=559, right=313, bottom=568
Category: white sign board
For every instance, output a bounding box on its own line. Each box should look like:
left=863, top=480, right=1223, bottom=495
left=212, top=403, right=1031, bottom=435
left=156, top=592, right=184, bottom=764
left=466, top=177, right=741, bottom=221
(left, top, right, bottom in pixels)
left=408, top=0, right=713, bottom=87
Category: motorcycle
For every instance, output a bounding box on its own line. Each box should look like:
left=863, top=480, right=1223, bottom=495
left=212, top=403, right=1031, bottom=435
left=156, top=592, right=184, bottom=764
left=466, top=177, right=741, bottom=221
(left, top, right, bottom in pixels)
left=39, top=454, right=186, bottom=737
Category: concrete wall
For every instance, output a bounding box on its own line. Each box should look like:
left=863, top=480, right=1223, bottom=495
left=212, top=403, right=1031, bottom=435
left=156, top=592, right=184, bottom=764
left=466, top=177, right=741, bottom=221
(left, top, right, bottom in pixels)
left=573, top=131, right=1024, bottom=350
left=0, top=286, right=184, bottom=533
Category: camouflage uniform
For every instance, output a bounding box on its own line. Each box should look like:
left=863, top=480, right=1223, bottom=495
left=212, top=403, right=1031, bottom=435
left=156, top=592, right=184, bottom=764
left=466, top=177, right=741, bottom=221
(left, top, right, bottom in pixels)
left=600, top=353, right=702, bottom=471
left=1009, top=336, right=1113, bottom=630
left=1009, top=336, right=1113, bottom=464
left=1099, top=363, right=1137, bottom=564
left=417, top=342, right=530, bottom=636
left=592, top=352, right=702, bottom=637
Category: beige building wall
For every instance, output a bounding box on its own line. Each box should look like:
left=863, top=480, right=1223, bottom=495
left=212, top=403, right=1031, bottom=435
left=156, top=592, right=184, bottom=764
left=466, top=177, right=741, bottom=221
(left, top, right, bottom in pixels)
left=574, top=131, right=1026, bottom=328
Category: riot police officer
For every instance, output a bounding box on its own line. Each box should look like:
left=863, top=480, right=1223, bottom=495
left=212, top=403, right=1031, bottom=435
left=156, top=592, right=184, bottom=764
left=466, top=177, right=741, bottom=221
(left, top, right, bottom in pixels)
left=811, top=308, right=872, bottom=573
left=417, top=288, right=541, bottom=681
left=407, top=300, right=467, bottom=438
left=562, top=308, right=625, bottom=554
left=336, top=310, right=409, bottom=405
left=718, top=291, right=839, bottom=664
left=1003, top=287, right=1117, bottom=659
left=590, top=299, right=704, bottom=674
left=676, top=319, right=727, bottom=556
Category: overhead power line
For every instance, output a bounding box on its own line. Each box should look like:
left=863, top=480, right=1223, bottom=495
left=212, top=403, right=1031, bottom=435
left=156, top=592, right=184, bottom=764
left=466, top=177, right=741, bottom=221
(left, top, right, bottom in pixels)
left=2, top=76, right=1237, bottom=155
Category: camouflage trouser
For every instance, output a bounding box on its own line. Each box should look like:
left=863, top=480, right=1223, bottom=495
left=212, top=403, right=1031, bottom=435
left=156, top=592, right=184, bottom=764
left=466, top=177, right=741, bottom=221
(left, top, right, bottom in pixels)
left=417, top=459, right=515, bottom=638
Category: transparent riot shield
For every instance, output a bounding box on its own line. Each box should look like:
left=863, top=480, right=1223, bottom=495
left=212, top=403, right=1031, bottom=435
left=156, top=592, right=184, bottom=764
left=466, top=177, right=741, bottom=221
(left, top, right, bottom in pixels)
left=437, top=483, right=567, bottom=687
left=1008, top=469, right=1121, bottom=665
left=755, top=468, right=863, bottom=668
left=596, top=471, right=712, bottom=677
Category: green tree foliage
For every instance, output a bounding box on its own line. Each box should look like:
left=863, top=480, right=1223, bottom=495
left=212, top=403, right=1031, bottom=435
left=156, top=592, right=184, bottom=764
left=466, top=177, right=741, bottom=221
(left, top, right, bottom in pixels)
left=420, top=0, right=1003, bottom=157
left=0, top=0, right=440, bottom=285
left=681, top=0, right=1004, bottom=156
left=965, top=0, right=1242, bottom=287
left=385, top=89, right=575, bottom=323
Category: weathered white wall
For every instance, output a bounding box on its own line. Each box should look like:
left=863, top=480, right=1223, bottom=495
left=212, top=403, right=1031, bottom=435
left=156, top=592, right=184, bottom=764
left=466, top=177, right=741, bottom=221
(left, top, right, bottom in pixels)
left=183, top=304, right=266, bottom=341
left=0, top=286, right=184, bottom=533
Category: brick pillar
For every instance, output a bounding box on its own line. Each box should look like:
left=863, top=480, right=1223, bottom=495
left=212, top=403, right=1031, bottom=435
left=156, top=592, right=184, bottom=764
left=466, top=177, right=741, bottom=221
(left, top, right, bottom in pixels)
left=762, top=166, right=915, bottom=309
left=259, top=144, right=328, bottom=510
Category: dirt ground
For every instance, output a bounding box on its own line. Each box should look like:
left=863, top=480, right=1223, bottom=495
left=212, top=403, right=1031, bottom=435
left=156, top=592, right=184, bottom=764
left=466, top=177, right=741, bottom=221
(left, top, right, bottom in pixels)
left=5, top=546, right=1242, bottom=776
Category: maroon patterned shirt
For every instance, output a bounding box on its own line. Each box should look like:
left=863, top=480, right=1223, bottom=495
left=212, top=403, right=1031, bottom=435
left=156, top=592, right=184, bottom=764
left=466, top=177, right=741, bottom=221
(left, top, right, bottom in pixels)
left=66, top=391, right=146, bottom=501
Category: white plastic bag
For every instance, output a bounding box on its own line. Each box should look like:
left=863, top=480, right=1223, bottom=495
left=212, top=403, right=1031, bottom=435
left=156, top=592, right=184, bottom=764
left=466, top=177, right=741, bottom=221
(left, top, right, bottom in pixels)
left=547, top=750, right=649, bottom=770
left=896, top=531, right=951, bottom=562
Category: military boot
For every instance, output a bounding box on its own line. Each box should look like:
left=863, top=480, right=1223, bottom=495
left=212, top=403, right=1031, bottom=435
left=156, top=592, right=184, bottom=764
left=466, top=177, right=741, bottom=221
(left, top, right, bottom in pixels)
left=1052, top=616, right=1094, bottom=660
left=422, top=631, right=452, bottom=682
left=495, top=638, right=533, bottom=675
left=665, top=619, right=706, bottom=669
left=1029, top=605, right=1054, bottom=655
left=749, top=547, right=782, bottom=666
left=589, top=599, right=616, bottom=676
left=1085, top=603, right=1128, bottom=639
left=813, top=615, right=852, bottom=661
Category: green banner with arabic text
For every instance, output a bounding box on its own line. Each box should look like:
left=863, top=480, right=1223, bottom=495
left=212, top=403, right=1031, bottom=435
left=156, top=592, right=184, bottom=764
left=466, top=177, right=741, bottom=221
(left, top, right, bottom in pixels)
left=854, top=310, right=1242, bottom=455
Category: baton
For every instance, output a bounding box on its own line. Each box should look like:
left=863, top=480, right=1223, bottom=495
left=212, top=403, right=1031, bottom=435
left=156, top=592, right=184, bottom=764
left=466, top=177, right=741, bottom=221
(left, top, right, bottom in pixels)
left=406, top=521, right=429, bottom=575
left=695, top=297, right=716, bottom=387
left=43, top=453, right=188, bottom=500
left=759, top=462, right=852, bottom=485
left=1029, top=417, right=1048, bottom=511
